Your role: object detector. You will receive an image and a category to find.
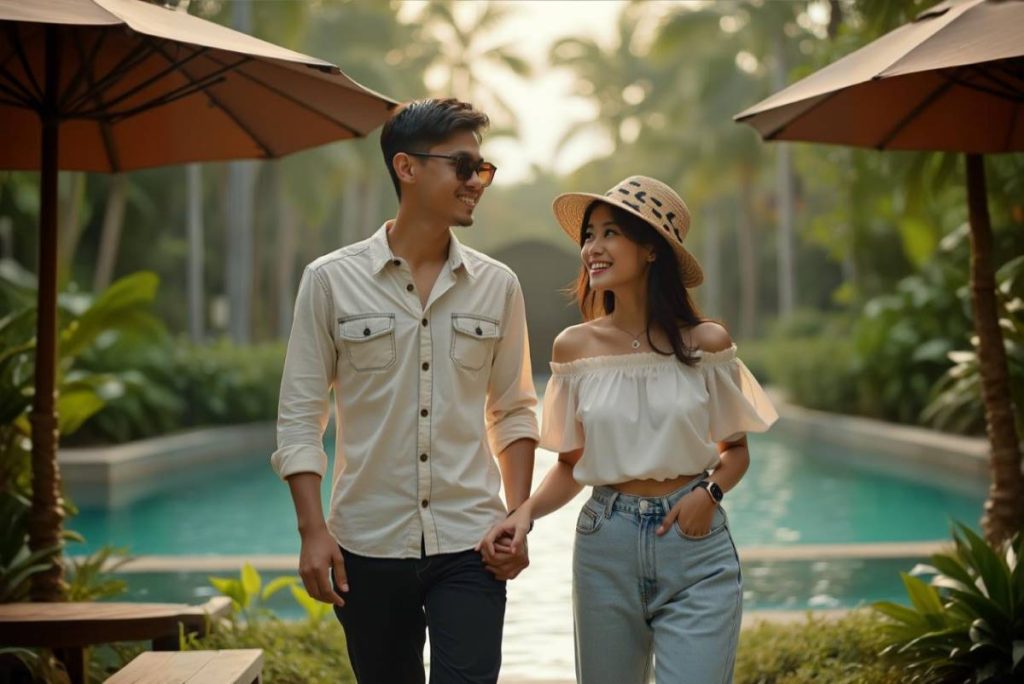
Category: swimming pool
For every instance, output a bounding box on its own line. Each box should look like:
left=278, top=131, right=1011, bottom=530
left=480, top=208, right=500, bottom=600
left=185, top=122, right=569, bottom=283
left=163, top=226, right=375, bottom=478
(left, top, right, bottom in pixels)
left=72, top=428, right=983, bottom=681
left=70, top=432, right=984, bottom=555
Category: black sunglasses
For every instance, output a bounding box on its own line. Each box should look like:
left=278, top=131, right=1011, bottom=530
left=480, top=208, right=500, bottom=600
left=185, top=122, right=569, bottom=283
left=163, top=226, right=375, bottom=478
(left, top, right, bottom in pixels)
left=407, top=152, right=497, bottom=187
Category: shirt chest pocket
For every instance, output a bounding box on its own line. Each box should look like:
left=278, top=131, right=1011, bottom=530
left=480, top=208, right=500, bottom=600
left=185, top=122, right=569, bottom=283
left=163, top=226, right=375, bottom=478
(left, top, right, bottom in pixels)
left=338, top=314, right=396, bottom=372
left=450, top=314, right=501, bottom=371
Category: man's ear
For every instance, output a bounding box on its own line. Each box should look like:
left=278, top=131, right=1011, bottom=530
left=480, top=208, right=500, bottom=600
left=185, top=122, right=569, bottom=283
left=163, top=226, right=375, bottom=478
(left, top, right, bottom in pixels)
left=393, top=152, right=416, bottom=186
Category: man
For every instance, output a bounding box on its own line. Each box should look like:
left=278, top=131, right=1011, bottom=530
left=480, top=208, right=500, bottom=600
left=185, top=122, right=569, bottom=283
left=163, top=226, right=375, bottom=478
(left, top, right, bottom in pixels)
left=271, top=98, right=538, bottom=684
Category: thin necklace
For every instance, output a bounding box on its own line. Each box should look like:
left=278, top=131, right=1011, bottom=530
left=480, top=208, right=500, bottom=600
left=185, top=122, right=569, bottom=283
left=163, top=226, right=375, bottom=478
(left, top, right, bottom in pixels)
left=608, top=319, right=646, bottom=350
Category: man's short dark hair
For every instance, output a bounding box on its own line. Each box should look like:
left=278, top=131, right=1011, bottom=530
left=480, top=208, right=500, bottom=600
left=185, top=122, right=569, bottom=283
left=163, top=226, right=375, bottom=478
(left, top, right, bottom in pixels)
left=379, top=98, right=490, bottom=198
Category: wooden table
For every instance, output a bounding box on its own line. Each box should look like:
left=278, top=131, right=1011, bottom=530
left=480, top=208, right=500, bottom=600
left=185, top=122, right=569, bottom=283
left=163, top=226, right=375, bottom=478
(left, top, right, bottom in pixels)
left=107, top=649, right=263, bottom=683
left=0, top=597, right=231, bottom=683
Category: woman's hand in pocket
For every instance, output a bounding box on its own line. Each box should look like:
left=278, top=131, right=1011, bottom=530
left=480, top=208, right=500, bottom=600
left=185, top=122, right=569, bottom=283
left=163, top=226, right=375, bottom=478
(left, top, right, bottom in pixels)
left=657, top=489, right=716, bottom=538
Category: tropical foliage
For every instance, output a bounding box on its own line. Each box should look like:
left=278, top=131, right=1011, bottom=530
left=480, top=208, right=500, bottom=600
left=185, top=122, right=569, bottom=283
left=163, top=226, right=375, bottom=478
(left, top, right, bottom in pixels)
left=873, top=524, right=1024, bottom=684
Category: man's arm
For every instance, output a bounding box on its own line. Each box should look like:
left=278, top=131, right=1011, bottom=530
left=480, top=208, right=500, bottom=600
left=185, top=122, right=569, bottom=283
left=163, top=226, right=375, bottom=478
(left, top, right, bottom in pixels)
left=272, top=266, right=345, bottom=604
left=482, top=277, right=539, bottom=580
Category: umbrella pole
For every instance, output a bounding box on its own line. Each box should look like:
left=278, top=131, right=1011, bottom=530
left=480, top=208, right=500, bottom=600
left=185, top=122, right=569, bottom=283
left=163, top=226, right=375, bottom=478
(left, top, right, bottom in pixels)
left=965, top=153, right=1024, bottom=545
left=28, top=25, right=65, bottom=602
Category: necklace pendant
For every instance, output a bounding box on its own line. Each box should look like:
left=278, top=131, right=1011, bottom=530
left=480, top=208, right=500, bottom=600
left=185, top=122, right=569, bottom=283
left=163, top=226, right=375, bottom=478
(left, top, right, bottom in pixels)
left=631, top=339, right=641, bottom=350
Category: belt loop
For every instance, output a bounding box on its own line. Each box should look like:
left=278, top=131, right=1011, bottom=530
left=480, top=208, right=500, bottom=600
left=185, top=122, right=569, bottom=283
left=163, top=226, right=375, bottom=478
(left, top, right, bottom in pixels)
left=602, top=490, right=619, bottom=518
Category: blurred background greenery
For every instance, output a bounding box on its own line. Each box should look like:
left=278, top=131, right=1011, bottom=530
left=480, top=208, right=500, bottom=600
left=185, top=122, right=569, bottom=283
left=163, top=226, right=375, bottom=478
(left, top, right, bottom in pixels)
left=1, top=0, right=1021, bottom=444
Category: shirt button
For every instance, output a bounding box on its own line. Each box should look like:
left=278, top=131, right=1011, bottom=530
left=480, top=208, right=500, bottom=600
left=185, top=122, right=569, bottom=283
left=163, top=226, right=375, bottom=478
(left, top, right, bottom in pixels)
left=363, top=328, right=370, bottom=336
left=420, top=453, right=428, bottom=462
left=421, top=499, right=429, bottom=508
left=475, top=327, right=483, bottom=335
left=392, top=259, right=401, bottom=266
left=421, top=318, right=428, bottom=327
left=406, top=284, right=414, bottom=292
left=422, top=362, right=429, bottom=371
left=421, top=409, right=428, bottom=417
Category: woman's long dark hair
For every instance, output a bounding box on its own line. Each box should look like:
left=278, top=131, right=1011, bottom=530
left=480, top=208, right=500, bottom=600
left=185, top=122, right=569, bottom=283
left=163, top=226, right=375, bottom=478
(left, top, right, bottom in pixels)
left=571, top=202, right=705, bottom=365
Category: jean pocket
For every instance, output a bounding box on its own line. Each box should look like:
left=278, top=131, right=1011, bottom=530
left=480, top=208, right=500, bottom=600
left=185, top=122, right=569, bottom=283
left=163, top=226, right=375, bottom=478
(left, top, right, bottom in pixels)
left=450, top=313, right=501, bottom=371
left=575, top=502, right=606, bottom=535
left=339, top=314, right=396, bottom=372
left=675, top=505, right=728, bottom=541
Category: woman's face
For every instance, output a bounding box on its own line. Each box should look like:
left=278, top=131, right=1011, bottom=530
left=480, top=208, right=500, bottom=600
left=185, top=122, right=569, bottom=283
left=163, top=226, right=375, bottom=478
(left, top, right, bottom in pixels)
left=580, top=203, right=654, bottom=293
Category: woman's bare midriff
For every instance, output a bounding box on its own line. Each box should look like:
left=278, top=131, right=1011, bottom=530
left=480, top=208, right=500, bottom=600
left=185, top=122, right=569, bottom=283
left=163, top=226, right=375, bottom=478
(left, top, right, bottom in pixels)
left=610, top=473, right=703, bottom=497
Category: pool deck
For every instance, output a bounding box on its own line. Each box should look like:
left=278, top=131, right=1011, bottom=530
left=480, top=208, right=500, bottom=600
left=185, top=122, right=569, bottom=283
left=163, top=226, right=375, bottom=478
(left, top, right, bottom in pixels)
left=108, top=540, right=948, bottom=574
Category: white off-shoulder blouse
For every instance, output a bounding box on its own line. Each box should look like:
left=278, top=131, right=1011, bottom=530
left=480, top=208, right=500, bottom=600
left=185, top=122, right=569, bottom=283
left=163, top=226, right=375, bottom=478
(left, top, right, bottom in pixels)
left=540, top=345, right=778, bottom=486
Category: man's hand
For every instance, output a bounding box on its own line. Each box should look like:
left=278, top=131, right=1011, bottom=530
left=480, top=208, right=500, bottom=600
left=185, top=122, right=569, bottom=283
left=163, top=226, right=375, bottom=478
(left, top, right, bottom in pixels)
left=298, top=525, right=347, bottom=606
left=481, top=532, right=529, bottom=580
left=476, top=506, right=532, bottom=580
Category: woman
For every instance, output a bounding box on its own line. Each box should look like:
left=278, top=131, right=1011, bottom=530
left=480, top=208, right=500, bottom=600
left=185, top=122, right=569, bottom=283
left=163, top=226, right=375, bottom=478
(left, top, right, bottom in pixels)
left=478, top=176, right=778, bottom=683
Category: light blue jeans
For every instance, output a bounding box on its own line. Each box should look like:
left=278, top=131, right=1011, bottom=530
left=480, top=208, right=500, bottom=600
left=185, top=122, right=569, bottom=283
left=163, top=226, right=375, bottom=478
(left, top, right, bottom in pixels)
left=572, top=481, right=743, bottom=684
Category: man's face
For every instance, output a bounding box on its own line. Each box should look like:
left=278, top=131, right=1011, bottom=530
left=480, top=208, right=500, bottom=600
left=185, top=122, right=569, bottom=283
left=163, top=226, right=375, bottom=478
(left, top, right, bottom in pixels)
left=412, top=130, right=487, bottom=227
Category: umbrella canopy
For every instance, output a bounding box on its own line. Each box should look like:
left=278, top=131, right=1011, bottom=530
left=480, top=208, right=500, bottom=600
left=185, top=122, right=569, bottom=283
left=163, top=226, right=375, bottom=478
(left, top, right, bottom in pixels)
left=0, top=0, right=397, bottom=604
left=735, top=0, right=1024, bottom=153
left=0, top=0, right=396, bottom=170
left=735, top=0, right=1024, bottom=544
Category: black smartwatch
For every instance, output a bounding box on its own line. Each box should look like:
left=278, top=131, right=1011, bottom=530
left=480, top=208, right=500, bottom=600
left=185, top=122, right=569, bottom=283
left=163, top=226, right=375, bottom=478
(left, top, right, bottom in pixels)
left=697, top=480, right=724, bottom=504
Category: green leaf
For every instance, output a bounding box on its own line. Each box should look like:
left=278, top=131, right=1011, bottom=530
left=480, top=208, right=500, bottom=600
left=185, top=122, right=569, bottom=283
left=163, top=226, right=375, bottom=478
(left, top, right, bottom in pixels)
left=208, top=576, right=245, bottom=611
left=240, top=563, right=261, bottom=603
left=873, top=600, right=928, bottom=627
left=261, top=575, right=297, bottom=601
left=902, top=573, right=945, bottom=616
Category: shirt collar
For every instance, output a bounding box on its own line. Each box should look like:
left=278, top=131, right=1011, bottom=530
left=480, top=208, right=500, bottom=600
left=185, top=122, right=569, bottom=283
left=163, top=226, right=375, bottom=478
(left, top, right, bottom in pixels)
left=369, top=221, right=475, bottom=278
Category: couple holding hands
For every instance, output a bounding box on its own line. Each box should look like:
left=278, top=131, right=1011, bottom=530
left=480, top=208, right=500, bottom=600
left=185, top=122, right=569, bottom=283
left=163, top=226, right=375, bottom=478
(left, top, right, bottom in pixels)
left=271, top=97, right=777, bottom=684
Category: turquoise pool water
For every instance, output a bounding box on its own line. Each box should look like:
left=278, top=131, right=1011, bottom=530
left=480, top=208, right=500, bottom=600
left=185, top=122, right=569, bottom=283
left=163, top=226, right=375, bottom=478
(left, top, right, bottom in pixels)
left=112, top=556, right=918, bottom=617
left=70, top=432, right=985, bottom=555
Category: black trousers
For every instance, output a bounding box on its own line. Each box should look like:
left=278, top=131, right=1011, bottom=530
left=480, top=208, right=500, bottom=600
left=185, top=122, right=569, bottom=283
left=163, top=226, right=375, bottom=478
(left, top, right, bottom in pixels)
left=334, top=544, right=507, bottom=684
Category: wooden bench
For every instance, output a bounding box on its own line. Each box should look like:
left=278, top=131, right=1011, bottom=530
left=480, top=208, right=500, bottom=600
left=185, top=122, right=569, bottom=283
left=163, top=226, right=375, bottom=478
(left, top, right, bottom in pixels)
left=107, top=649, right=263, bottom=683
left=0, top=597, right=232, bottom=683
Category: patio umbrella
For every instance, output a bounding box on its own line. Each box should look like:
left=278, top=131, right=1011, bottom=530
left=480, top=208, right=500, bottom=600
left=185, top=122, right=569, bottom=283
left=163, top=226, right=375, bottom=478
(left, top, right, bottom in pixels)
left=0, top=0, right=397, bottom=600
left=735, top=0, right=1024, bottom=544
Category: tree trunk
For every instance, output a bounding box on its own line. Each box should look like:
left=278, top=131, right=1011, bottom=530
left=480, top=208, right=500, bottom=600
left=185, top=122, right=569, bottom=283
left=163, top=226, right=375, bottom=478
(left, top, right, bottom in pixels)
left=275, top=167, right=298, bottom=339
left=773, top=36, right=796, bottom=318
left=966, top=155, right=1024, bottom=545
left=93, top=174, right=127, bottom=292
left=29, top=25, right=65, bottom=602
left=737, top=168, right=758, bottom=338
left=187, top=164, right=205, bottom=342
left=703, top=206, right=722, bottom=317
left=56, top=172, right=86, bottom=285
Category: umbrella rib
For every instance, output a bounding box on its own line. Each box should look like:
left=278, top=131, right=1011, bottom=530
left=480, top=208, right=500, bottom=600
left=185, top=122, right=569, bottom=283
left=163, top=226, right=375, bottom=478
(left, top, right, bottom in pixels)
left=59, top=29, right=109, bottom=113
left=876, top=78, right=955, bottom=149
left=0, top=27, right=42, bottom=107
left=0, top=67, right=36, bottom=109
left=762, top=90, right=843, bottom=140
left=73, top=45, right=213, bottom=119
left=63, top=39, right=158, bottom=115
left=81, top=72, right=230, bottom=122
left=8, top=24, right=43, bottom=103
left=203, top=53, right=364, bottom=137
left=73, top=32, right=121, bottom=173
left=142, top=38, right=275, bottom=158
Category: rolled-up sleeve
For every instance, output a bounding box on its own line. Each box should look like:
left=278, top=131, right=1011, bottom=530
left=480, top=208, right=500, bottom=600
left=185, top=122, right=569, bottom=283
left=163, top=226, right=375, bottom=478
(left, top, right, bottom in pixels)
left=485, top=276, right=540, bottom=456
left=271, top=265, right=337, bottom=480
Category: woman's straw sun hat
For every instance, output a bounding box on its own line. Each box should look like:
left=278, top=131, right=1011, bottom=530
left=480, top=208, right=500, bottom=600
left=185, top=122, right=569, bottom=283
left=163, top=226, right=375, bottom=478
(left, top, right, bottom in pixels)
left=552, top=175, right=703, bottom=287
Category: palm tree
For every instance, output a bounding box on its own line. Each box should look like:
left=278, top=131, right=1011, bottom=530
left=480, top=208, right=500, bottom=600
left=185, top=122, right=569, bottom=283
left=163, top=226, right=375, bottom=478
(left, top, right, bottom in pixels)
left=416, top=1, right=531, bottom=137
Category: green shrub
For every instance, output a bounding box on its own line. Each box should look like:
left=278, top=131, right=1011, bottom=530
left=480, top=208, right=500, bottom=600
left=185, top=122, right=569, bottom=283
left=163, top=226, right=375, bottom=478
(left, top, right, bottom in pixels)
left=873, top=524, right=1024, bottom=683
left=735, top=611, right=904, bottom=683
left=186, top=618, right=354, bottom=684
left=923, top=254, right=1024, bottom=437
left=746, top=310, right=861, bottom=414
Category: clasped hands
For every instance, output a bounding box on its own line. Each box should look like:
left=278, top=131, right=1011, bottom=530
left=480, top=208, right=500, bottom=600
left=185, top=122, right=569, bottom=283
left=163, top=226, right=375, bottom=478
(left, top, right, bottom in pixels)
left=475, top=506, right=531, bottom=580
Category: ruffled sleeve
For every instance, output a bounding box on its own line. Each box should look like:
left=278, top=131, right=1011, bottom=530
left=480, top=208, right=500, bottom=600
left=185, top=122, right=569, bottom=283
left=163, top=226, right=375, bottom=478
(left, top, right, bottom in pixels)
left=539, top=364, right=584, bottom=453
left=702, top=345, right=779, bottom=442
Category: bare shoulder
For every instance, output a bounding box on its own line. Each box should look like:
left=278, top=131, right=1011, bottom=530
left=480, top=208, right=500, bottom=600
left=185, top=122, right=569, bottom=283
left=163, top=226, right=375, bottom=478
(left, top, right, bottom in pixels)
left=689, top=321, right=734, bottom=353
left=552, top=323, right=597, bottom=364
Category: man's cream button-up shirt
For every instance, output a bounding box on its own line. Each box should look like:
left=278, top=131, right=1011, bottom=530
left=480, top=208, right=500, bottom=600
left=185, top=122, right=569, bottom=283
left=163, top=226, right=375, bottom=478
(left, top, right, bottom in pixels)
left=271, top=223, right=539, bottom=558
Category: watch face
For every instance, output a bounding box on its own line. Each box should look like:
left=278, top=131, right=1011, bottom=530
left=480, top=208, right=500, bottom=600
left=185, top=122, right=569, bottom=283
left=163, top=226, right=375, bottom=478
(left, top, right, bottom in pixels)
left=707, top=481, right=724, bottom=502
